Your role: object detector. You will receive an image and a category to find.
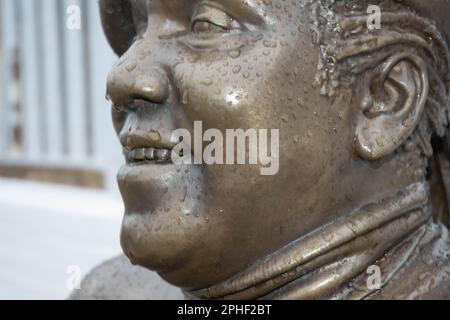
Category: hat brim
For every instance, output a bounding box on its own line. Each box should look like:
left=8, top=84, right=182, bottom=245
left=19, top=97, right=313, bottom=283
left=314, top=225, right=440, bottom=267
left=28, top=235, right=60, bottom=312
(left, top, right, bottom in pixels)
left=99, top=0, right=136, bottom=56
left=402, top=0, right=450, bottom=42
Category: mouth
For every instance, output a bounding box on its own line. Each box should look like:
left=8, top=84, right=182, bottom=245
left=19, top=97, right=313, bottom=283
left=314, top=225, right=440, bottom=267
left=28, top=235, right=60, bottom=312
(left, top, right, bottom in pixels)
left=126, top=147, right=175, bottom=164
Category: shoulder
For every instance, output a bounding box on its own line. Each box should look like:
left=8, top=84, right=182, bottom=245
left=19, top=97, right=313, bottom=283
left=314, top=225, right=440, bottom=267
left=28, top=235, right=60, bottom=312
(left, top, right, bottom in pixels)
left=69, top=255, right=184, bottom=300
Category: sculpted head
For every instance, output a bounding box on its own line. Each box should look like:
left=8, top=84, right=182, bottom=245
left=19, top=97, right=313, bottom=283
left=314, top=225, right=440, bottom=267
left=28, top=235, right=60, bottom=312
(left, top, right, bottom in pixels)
left=100, top=0, right=450, bottom=290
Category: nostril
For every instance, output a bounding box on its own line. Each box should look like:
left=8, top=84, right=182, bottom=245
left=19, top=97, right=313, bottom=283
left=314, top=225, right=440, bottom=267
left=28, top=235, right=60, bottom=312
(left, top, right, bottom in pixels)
left=132, top=96, right=153, bottom=106
left=130, top=98, right=155, bottom=110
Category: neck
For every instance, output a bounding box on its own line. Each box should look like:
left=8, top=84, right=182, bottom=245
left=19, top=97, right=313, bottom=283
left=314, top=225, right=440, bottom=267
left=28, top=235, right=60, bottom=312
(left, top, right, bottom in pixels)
left=187, top=181, right=432, bottom=300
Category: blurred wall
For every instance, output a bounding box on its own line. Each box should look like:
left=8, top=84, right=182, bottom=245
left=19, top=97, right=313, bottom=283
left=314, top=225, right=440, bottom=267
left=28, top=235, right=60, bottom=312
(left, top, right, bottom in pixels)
left=0, top=0, right=123, bottom=191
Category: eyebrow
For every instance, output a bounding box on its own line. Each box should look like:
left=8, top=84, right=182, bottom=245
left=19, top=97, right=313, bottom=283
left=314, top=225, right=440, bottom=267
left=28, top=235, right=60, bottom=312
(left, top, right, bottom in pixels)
left=147, top=0, right=265, bottom=25
left=202, top=0, right=265, bottom=25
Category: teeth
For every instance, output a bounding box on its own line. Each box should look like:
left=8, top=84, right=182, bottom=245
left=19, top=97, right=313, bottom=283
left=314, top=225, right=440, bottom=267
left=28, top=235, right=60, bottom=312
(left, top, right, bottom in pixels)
left=128, top=148, right=171, bottom=162
left=134, top=148, right=146, bottom=160
left=145, top=148, right=155, bottom=160
left=155, top=149, right=170, bottom=161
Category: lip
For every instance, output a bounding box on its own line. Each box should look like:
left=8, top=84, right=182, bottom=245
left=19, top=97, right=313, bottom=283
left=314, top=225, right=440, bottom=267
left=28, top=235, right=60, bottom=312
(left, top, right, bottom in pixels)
left=121, top=125, right=185, bottom=165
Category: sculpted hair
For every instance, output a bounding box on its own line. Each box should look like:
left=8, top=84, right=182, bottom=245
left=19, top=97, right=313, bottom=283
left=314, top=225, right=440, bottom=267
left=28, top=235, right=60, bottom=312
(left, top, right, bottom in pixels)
left=308, top=0, right=450, bottom=159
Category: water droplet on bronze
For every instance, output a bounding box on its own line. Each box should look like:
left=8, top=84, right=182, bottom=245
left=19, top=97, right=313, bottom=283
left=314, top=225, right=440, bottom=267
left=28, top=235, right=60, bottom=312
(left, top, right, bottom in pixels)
left=263, top=40, right=277, bottom=48
left=181, top=90, right=189, bottom=105
left=228, top=49, right=241, bottom=59
left=125, top=62, right=137, bottom=72
left=200, top=77, right=213, bottom=87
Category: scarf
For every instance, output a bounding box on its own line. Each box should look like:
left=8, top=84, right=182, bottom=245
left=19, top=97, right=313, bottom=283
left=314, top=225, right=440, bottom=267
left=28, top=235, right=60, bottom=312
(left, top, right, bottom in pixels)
left=187, top=182, right=431, bottom=300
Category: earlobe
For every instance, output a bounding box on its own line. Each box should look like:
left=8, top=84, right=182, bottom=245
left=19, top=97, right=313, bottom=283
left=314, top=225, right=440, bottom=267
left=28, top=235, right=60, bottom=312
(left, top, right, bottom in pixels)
left=354, top=52, right=429, bottom=160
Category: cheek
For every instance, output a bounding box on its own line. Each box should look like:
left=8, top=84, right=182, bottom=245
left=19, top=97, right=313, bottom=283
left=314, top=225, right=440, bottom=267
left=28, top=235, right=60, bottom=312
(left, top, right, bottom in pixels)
left=278, top=114, right=333, bottom=188
left=287, top=99, right=354, bottom=192
left=171, top=37, right=298, bottom=127
left=173, top=64, right=264, bottom=128
left=275, top=89, right=352, bottom=192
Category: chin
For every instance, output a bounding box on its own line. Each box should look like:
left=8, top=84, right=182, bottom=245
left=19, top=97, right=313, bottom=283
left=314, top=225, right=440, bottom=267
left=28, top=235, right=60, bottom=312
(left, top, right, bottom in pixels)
left=120, top=208, right=227, bottom=289
left=116, top=163, right=259, bottom=288
left=117, top=163, right=220, bottom=287
left=118, top=165, right=207, bottom=273
left=120, top=210, right=191, bottom=272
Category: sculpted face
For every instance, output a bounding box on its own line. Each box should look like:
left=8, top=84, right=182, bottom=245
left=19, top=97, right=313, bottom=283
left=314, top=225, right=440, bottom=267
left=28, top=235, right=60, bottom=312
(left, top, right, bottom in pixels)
left=106, top=0, right=374, bottom=289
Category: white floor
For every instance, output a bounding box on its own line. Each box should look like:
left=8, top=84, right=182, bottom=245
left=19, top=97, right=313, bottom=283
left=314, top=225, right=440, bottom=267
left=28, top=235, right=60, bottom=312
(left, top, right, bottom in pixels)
left=0, top=178, right=124, bottom=300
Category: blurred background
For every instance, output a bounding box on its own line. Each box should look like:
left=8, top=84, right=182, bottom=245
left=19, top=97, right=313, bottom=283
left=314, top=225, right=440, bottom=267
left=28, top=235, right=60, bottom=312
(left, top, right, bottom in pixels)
left=0, top=0, right=125, bottom=299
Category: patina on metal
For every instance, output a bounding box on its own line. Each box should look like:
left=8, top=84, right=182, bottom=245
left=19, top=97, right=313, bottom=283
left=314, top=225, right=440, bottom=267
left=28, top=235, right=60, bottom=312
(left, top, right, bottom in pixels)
left=92, top=0, right=450, bottom=299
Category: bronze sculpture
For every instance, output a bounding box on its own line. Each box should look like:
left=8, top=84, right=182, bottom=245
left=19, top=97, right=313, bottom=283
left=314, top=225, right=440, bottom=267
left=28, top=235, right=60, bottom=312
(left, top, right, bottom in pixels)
left=77, top=0, right=450, bottom=299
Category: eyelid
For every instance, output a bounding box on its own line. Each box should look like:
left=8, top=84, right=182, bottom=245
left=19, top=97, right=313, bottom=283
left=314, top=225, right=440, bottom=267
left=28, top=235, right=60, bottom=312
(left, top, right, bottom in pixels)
left=191, top=4, right=242, bottom=31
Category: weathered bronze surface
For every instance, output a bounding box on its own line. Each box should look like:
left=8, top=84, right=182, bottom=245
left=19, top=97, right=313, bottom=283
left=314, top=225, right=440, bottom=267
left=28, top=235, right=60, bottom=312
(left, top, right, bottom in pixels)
left=90, top=0, right=450, bottom=299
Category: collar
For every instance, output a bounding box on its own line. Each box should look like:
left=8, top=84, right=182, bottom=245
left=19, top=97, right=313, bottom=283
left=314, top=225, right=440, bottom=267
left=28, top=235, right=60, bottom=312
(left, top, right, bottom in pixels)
left=187, top=182, right=431, bottom=300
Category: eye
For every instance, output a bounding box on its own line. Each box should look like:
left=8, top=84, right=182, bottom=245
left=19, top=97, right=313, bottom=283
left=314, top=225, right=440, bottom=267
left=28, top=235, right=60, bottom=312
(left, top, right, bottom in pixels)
left=191, top=5, right=242, bottom=34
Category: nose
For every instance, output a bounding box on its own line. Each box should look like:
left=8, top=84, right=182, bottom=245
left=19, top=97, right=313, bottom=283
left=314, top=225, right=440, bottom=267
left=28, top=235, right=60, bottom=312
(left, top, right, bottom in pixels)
left=106, top=61, right=170, bottom=107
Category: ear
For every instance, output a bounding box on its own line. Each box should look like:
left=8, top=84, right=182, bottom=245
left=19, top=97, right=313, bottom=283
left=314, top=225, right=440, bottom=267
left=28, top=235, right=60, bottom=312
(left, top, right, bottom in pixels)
left=354, top=52, right=429, bottom=160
